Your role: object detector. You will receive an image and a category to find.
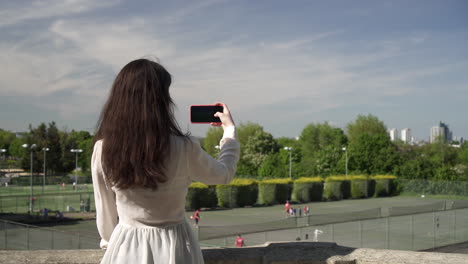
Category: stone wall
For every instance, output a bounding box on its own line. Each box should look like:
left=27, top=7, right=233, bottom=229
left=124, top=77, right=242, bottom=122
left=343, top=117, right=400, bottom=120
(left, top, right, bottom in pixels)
left=0, top=242, right=467, bottom=264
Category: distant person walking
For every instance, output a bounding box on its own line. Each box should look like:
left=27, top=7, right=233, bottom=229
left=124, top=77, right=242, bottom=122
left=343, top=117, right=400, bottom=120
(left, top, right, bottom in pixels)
left=304, top=205, right=310, bottom=216
left=313, top=229, right=323, bottom=242
left=191, top=210, right=201, bottom=228
left=235, top=234, right=245, bottom=247
left=91, top=59, right=240, bottom=264
left=285, top=200, right=291, bottom=217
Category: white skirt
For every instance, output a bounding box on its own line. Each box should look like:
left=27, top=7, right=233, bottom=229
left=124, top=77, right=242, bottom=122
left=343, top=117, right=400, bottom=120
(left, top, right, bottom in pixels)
left=101, top=220, right=204, bottom=264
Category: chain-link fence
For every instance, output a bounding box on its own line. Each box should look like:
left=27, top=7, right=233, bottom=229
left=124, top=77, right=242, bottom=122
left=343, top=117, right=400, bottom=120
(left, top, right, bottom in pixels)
left=199, top=205, right=468, bottom=251
left=0, top=192, right=95, bottom=214
left=0, top=219, right=99, bottom=250
left=398, top=179, right=468, bottom=196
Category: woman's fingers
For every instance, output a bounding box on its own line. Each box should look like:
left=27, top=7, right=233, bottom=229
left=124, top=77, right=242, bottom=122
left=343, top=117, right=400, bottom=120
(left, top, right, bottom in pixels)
left=212, top=102, right=235, bottom=128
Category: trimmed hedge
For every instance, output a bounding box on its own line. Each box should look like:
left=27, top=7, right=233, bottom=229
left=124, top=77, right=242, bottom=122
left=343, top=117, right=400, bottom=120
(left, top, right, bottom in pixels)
left=398, top=179, right=468, bottom=196
left=186, top=182, right=217, bottom=210
left=323, top=176, right=351, bottom=200
left=372, top=175, right=397, bottom=197
left=10, top=175, right=84, bottom=185
left=216, top=179, right=258, bottom=208
left=350, top=176, right=375, bottom=199
left=258, top=179, right=293, bottom=205
left=292, top=177, right=324, bottom=202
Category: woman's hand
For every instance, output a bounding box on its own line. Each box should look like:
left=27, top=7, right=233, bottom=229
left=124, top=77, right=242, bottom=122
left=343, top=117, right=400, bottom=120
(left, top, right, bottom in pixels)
left=211, top=102, right=235, bottom=129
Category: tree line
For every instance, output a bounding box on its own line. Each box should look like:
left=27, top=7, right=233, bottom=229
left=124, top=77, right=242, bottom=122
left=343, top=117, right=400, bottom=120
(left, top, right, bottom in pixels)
left=202, top=114, right=468, bottom=181
left=0, top=122, right=93, bottom=176
left=1, top=114, right=467, bottom=181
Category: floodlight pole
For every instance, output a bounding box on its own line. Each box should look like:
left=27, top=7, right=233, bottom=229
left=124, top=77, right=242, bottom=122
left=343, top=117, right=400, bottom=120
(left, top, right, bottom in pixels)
left=22, top=144, right=37, bottom=213
left=342, top=147, right=348, bottom=176
left=70, top=149, right=83, bottom=187
left=0, top=149, right=6, bottom=175
left=42, top=148, right=49, bottom=194
left=284, top=147, right=293, bottom=179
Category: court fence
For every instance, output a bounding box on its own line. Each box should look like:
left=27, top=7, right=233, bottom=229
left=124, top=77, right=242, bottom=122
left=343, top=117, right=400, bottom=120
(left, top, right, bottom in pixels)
left=198, top=202, right=468, bottom=251
left=0, top=192, right=95, bottom=214
left=0, top=219, right=99, bottom=250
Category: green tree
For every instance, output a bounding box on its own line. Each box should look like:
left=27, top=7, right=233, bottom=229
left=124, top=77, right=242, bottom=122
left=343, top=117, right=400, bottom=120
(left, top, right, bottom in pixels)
left=60, top=130, right=92, bottom=173
left=258, top=152, right=285, bottom=178
left=0, top=129, right=16, bottom=150
left=237, top=122, right=264, bottom=147
left=234, top=122, right=265, bottom=177
left=298, top=122, right=347, bottom=176
left=46, top=122, right=63, bottom=174
left=347, top=114, right=388, bottom=144
left=9, top=138, right=26, bottom=158
left=348, top=133, right=398, bottom=175
left=202, top=127, right=223, bottom=157
left=243, top=130, right=280, bottom=168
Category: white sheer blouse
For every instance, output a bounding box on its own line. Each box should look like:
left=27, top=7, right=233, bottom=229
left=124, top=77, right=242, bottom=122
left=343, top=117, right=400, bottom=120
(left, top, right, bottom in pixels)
left=91, top=127, right=240, bottom=249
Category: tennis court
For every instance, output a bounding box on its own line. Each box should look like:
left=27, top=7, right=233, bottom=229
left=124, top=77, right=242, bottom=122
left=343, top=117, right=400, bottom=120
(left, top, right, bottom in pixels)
left=2, top=196, right=468, bottom=251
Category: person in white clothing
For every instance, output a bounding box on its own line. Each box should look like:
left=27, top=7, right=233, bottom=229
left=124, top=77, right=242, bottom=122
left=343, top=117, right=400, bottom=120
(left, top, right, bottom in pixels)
left=92, top=58, right=240, bottom=264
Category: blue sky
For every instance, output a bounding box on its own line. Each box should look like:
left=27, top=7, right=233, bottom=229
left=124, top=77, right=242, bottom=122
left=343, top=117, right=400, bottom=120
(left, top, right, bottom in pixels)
left=0, top=0, right=467, bottom=141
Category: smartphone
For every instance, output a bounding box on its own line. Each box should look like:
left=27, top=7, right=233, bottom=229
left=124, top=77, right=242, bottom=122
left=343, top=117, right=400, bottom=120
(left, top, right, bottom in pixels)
left=190, top=105, right=223, bottom=123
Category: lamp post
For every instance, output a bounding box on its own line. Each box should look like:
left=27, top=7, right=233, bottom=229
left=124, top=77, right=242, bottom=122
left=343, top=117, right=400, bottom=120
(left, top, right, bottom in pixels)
left=284, top=147, right=293, bottom=179
left=342, top=147, right=348, bottom=176
left=42, top=148, right=49, bottom=194
left=70, top=149, right=83, bottom=187
left=0, top=149, right=6, bottom=175
left=22, top=144, right=37, bottom=213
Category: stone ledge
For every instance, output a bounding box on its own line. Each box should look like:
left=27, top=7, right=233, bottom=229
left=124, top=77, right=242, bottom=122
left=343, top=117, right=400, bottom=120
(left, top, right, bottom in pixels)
left=1, top=242, right=467, bottom=264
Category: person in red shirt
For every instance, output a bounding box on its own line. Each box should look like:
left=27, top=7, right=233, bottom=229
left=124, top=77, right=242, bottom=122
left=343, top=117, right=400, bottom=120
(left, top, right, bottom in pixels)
left=190, top=210, right=201, bottom=227
left=235, top=234, right=245, bottom=247
left=304, top=205, right=310, bottom=216
left=284, top=200, right=291, bottom=217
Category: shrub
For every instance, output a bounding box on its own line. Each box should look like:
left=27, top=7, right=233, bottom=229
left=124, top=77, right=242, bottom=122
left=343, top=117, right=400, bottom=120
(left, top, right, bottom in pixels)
left=186, top=182, right=217, bottom=210
left=216, top=179, right=258, bottom=208
left=292, top=177, right=324, bottom=202
left=258, top=179, right=293, bottom=205
left=372, top=175, right=397, bottom=197
left=323, top=176, right=351, bottom=200
left=349, top=175, right=375, bottom=198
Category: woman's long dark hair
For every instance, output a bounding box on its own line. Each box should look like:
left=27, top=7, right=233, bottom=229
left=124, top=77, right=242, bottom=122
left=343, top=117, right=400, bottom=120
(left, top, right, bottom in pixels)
left=94, top=58, right=187, bottom=190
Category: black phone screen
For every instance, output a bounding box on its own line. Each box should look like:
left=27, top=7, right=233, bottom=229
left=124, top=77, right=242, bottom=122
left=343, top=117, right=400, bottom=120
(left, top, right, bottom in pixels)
left=191, top=105, right=223, bottom=123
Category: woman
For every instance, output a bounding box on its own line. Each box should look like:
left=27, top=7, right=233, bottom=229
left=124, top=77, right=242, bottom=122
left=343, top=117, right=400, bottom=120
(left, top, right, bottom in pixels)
left=92, top=58, right=240, bottom=263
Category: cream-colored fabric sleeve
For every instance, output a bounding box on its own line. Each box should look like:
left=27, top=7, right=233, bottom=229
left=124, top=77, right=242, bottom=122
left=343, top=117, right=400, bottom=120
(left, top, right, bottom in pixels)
left=188, top=126, right=240, bottom=185
left=91, top=140, right=118, bottom=249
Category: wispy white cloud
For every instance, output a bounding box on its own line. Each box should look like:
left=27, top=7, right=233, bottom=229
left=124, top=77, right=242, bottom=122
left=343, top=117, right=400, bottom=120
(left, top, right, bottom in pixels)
left=0, top=0, right=121, bottom=27
left=0, top=1, right=466, bottom=137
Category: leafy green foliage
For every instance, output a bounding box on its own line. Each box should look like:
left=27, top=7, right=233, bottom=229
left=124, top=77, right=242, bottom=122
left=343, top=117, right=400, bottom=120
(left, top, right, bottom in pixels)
left=298, top=122, right=347, bottom=176
left=292, top=177, right=324, bottom=202
left=202, top=127, right=223, bottom=157
left=216, top=179, right=258, bottom=208
left=243, top=130, right=280, bottom=168
left=0, top=129, right=16, bottom=150
left=257, top=179, right=292, bottom=205
left=347, top=114, right=388, bottom=144
left=350, top=178, right=375, bottom=198
left=371, top=176, right=397, bottom=197
left=348, top=133, right=398, bottom=175
left=186, top=183, right=217, bottom=210
left=323, top=177, right=351, bottom=200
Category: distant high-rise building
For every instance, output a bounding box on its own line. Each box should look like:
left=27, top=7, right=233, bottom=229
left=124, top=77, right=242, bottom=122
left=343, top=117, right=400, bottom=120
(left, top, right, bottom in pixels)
left=401, top=128, right=411, bottom=144
left=430, top=121, right=452, bottom=143
left=389, top=128, right=399, bottom=141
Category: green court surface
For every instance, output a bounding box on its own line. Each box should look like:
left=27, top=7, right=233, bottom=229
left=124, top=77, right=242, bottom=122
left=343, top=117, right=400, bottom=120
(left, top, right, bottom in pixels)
left=2, top=196, right=467, bottom=250
left=190, top=196, right=454, bottom=226
left=50, top=196, right=465, bottom=236
left=0, top=184, right=93, bottom=196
